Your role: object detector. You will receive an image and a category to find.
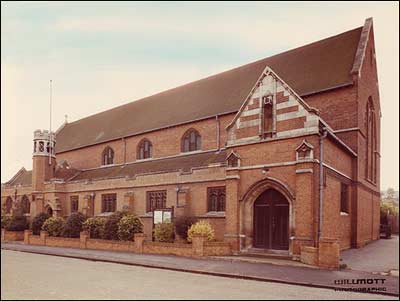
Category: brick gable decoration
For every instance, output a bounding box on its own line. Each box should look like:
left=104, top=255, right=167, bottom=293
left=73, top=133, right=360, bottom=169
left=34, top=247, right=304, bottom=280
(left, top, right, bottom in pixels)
left=227, top=67, right=320, bottom=145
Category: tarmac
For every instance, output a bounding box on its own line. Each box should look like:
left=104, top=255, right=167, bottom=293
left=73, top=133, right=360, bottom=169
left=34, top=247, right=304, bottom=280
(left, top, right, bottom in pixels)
left=1, top=241, right=398, bottom=297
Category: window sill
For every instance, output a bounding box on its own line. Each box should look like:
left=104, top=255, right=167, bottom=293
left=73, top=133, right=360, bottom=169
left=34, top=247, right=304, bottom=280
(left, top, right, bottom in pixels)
left=180, top=150, right=202, bottom=155
left=340, top=211, right=349, bottom=216
left=136, top=158, right=153, bottom=162
left=99, top=164, right=117, bottom=168
left=96, top=212, right=115, bottom=217
left=365, top=178, right=377, bottom=186
left=199, top=211, right=226, bottom=218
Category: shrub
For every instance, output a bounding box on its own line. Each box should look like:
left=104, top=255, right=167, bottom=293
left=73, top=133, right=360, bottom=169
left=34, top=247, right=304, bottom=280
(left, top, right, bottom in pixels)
left=5, top=215, right=29, bottom=231
left=154, top=222, right=175, bottom=242
left=61, top=212, right=86, bottom=238
left=174, top=216, right=197, bottom=240
left=117, top=214, right=143, bottom=241
left=42, top=217, right=65, bottom=237
left=102, top=211, right=129, bottom=240
left=187, top=220, right=215, bottom=242
left=31, top=212, right=51, bottom=235
left=1, top=215, right=12, bottom=229
left=82, top=217, right=105, bottom=239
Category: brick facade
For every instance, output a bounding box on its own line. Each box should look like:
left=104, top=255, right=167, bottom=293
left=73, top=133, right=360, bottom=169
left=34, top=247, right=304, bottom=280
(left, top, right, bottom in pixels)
left=1, top=19, right=381, bottom=264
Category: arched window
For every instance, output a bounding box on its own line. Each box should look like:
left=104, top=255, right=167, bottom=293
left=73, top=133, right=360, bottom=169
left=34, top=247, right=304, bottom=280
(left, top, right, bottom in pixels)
left=21, top=195, right=30, bottom=215
left=366, top=98, right=377, bottom=183
left=5, top=197, right=13, bottom=214
left=102, top=146, right=114, bottom=165
left=137, top=139, right=153, bottom=160
left=182, top=129, right=201, bottom=152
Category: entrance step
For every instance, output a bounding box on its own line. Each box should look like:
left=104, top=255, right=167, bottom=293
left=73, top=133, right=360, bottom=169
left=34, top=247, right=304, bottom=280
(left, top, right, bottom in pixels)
left=242, top=248, right=292, bottom=260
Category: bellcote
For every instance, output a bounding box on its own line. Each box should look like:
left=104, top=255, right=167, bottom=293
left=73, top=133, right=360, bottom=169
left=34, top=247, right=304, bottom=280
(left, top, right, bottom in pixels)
left=33, top=129, right=56, bottom=158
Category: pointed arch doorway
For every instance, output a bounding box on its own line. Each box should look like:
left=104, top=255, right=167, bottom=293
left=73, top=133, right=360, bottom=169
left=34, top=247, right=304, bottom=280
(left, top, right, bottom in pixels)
left=46, top=206, right=53, bottom=217
left=253, top=189, right=289, bottom=250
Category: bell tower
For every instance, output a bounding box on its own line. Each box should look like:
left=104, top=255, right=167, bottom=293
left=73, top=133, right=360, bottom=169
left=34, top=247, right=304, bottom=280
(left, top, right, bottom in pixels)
left=32, top=130, right=56, bottom=191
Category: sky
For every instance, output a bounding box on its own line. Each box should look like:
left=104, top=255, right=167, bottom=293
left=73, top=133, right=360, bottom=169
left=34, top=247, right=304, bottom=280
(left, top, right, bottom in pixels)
left=1, top=1, right=399, bottom=191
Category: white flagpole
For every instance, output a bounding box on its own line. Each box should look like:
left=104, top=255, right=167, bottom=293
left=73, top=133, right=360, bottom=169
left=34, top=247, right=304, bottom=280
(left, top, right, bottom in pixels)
left=49, top=79, right=52, bottom=165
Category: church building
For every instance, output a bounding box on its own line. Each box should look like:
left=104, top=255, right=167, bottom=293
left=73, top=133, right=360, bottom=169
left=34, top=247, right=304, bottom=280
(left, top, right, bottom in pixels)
left=1, top=18, right=381, bottom=257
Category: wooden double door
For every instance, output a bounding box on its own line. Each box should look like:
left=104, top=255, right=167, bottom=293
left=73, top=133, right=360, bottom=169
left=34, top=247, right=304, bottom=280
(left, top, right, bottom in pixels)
left=253, top=189, right=289, bottom=250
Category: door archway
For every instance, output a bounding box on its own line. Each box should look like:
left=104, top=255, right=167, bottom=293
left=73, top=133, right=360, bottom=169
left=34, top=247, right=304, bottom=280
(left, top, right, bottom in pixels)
left=253, top=189, right=289, bottom=250
left=46, top=206, right=53, bottom=217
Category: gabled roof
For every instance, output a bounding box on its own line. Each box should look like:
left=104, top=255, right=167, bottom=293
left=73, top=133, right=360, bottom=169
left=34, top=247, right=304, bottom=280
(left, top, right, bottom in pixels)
left=55, top=25, right=363, bottom=153
left=5, top=168, right=32, bottom=186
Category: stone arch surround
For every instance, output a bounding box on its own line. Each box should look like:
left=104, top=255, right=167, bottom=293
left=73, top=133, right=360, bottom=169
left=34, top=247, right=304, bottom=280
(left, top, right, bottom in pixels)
left=240, top=176, right=296, bottom=253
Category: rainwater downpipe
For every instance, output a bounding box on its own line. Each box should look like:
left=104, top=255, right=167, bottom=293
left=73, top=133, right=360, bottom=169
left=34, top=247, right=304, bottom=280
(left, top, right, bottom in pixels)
left=216, top=115, right=220, bottom=150
left=318, top=127, right=328, bottom=243
left=122, top=137, right=126, bottom=163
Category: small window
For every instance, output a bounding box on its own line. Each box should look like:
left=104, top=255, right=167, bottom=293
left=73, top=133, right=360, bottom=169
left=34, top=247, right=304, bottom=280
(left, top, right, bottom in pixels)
left=102, top=146, right=114, bottom=165
left=5, top=197, right=13, bottom=214
left=182, top=129, right=201, bottom=152
left=102, top=194, right=117, bottom=213
left=262, top=95, right=274, bottom=138
left=21, top=195, right=30, bottom=215
left=138, top=139, right=153, bottom=160
left=296, top=140, right=314, bottom=161
left=207, top=187, right=226, bottom=212
left=227, top=156, right=238, bottom=167
left=147, top=190, right=167, bottom=212
left=340, top=183, right=349, bottom=214
left=70, top=196, right=79, bottom=213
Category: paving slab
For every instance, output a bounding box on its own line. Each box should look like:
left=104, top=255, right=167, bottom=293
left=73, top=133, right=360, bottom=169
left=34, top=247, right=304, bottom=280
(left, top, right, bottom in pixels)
left=2, top=242, right=398, bottom=297
left=341, top=235, right=399, bottom=275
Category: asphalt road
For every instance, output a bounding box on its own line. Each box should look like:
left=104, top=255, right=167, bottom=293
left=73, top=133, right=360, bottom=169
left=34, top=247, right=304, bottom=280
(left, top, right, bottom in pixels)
left=1, top=250, right=397, bottom=300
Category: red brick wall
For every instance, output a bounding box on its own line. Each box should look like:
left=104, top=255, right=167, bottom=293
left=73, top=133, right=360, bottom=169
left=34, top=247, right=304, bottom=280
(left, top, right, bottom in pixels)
left=322, top=175, right=352, bottom=250
left=303, top=86, right=358, bottom=131
left=354, top=26, right=381, bottom=246
left=323, top=138, right=353, bottom=177
left=232, top=135, right=320, bottom=167
left=57, top=114, right=234, bottom=171
left=357, top=185, right=380, bottom=246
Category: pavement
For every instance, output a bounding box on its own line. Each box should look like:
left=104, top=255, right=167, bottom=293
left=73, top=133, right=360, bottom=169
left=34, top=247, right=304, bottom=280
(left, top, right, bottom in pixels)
left=2, top=250, right=397, bottom=300
left=1, top=242, right=398, bottom=297
left=341, top=235, right=399, bottom=276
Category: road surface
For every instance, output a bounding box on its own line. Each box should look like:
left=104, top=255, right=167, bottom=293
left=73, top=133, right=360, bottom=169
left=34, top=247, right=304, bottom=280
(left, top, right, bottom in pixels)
left=1, top=250, right=397, bottom=300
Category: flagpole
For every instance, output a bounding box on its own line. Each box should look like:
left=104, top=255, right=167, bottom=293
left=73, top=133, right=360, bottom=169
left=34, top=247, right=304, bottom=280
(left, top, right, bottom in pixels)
left=49, top=79, right=52, bottom=165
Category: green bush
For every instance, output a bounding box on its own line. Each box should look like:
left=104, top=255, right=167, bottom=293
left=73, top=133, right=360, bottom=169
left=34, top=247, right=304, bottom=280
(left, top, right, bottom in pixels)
left=1, top=215, right=12, bottom=229
left=42, top=217, right=65, bottom=237
left=102, top=211, right=129, bottom=240
left=154, top=222, right=175, bottom=242
left=117, top=214, right=143, bottom=241
left=187, top=220, right=215, bottom=242
left=174, top=216, right=197, bottom=240
left=5, top=215, right=29, bottom=231
left=62, top=212, right=86, bottom=238
left=82, top=217, right=105, bottom=239
left=31, top=212, right=51, bottom=235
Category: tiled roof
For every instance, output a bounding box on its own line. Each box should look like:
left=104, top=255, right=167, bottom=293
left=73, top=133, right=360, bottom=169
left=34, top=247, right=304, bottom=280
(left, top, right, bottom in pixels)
left=69, top=150, right=227, bottom=182
left=6, top=169, right=32, bottom=186
left=55, top=26, right=363, bottom=153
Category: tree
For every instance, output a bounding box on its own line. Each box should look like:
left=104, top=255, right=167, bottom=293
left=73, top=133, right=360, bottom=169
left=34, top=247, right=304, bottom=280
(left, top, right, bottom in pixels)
left=385, top=188, right=396, bottom=200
